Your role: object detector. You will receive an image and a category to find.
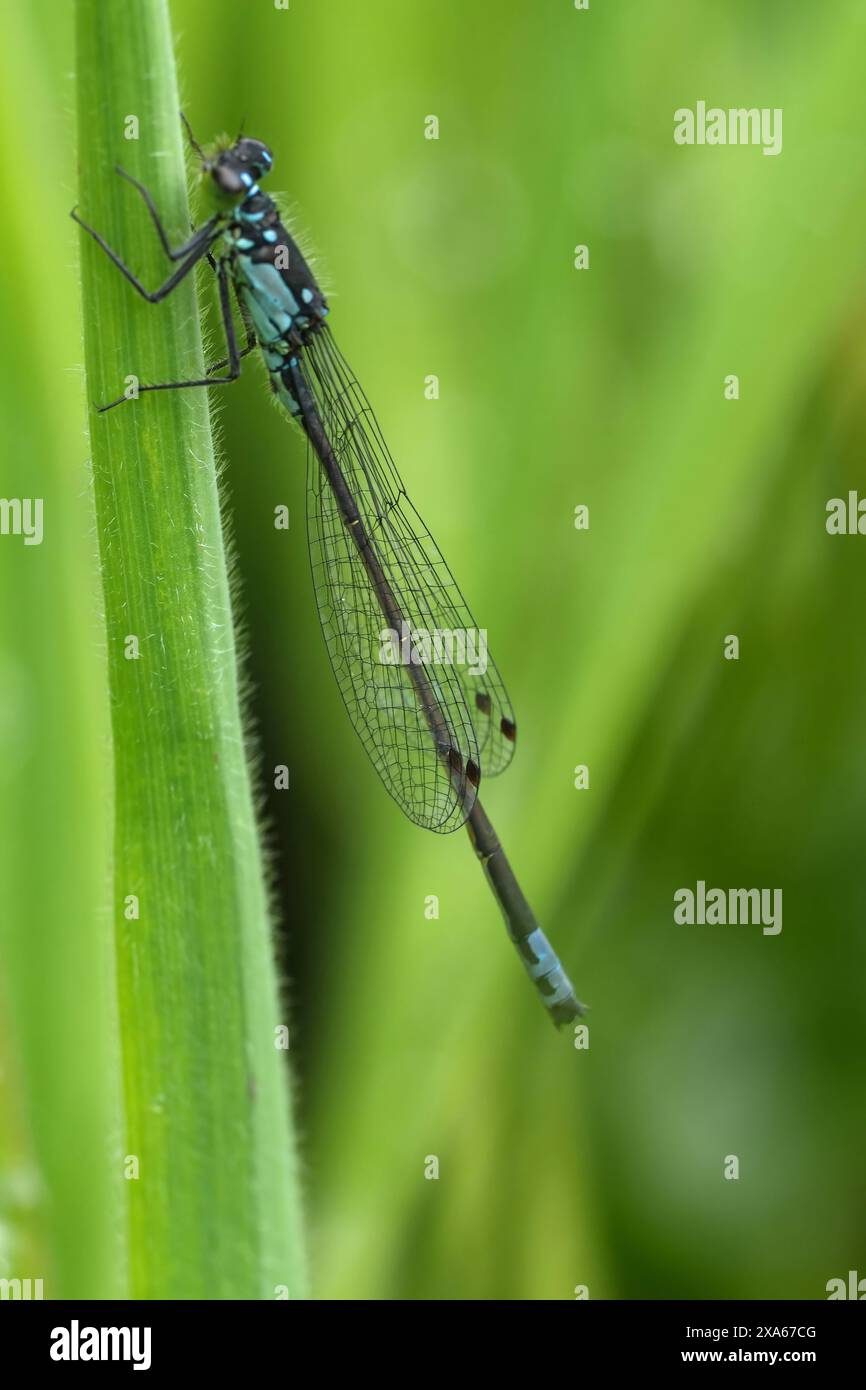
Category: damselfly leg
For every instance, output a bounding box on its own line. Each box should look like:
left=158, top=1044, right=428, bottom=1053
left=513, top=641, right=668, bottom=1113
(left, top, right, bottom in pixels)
left=71, top=205, right=216, bottom=302
left=94, top=257, right=243, bottom=412
left=71, top=190, right=252, bottom=410
left=113, top=165, right=213, bottom=261
left=205, top=271, right=257, bottom=374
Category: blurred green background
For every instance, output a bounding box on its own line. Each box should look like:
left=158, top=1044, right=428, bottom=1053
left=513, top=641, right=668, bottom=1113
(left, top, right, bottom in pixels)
left=2, top=0, right=866, bottom=1299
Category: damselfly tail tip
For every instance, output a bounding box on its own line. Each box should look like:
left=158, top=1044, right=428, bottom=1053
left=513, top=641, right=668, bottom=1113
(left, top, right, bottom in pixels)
left=550, top=994, right=588, bottom=1029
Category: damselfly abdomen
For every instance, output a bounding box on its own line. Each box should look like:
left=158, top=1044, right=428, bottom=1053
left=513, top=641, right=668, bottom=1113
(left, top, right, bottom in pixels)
left=72, top=125, right=584, bottom=1027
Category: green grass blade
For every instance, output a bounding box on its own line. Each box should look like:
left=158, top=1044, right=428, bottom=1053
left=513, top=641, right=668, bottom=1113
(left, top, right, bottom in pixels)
left=75, top=0, right=305, bottom=1298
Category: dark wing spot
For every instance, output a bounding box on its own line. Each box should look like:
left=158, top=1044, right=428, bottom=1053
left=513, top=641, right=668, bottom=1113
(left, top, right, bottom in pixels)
left=466, top=759, right=481, bottom=788
left=500, top=717, right=517, bottom=742
left=475, top=692, right=492, bottom=715
left=447, top=748, right=464, bottom=776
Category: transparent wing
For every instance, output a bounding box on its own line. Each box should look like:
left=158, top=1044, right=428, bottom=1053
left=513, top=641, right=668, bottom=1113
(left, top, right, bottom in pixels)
left=301, top=327, right=516, bottom=833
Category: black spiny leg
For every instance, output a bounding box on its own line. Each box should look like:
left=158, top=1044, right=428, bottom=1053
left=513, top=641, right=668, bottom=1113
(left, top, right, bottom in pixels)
left=206, top=337, right=257, bottom=375
left=71, top=204, right=216, bottom=302
left=97, top=258, right=243, bottom=413
left=206, top=277, right=256, bottom=374
left=113, top=166, right=218, bottom=260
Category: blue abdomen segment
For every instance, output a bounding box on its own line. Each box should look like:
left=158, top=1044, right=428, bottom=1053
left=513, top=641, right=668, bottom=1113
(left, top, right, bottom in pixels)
left=516, top=928, right=584, bottom=1026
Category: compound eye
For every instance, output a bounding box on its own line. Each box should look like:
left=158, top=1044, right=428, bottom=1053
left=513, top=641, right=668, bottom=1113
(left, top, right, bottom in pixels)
left=236, top=139, right=272, bottom=175
left=214, top=159, right=244, bottom=193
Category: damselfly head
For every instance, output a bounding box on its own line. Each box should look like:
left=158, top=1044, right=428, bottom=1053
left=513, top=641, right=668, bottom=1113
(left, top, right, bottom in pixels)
left=207, top=138, right=274, bottom=195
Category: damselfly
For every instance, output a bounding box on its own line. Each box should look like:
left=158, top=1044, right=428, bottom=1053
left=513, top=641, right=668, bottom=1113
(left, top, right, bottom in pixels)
left=73, top=121, right=584, bottom=1026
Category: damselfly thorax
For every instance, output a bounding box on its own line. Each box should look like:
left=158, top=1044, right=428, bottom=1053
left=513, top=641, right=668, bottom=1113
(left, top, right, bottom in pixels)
left=222, top=186, right=328, bottom=418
